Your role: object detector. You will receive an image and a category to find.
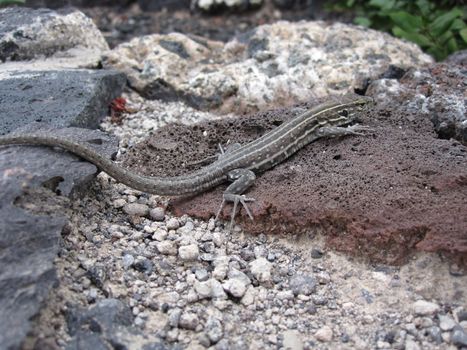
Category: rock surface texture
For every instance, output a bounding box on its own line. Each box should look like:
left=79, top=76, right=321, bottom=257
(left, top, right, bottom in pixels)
left=0, top=69, right=126, bottom=134
left=103, top=21, right=433, bottom=113
left=0, top=7, right=108, bottom=62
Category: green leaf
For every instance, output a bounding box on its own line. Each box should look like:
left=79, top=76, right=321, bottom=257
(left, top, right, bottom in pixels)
left=393, top=26, right=432, bottom=47
left=415, top=0, right=431, bottom=17
left=446, top=37, right=458, bottom=53
left=389, top=11, right=424, bottom=32
left=0, top=0, right=25, bottom=5
left=354, top=16, right=372, bottom=27
left=438, top=30, right=454, bottom=45
left=369, top=0, right=396, bottom=11
left=430, top=8, right=463, bottom=37
left=346, top=0, right=356, bottom=7
left=460, top=28, right=467, bottom=43
left=450, top=18, right=466, bottom=31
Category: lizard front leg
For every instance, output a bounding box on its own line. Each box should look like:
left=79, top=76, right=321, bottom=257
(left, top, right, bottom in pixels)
left=215, top=168, right=256, bottom=230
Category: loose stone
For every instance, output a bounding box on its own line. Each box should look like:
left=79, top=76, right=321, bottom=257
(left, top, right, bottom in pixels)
left=166, top=217, right=180, bottom=230
left=178, top=244, right=199, bottom=261
left=156, top=241, right=178, bottom=255
left=439, top=314, right=456, bottom=331
left=123, top=203, right=149, bottom=217
left=289, top=274, right=317, bottom=296
left=149, top=207, right=165, bottom=221
left=179, top=312, right=199, bottom=330
left=249, top=257, right=273, bottom=283
left=122, top=254, right=135, bottom=269
left=206, top=317, right=223, bottom=344
left=412, top=300, right=440, bottom=316
left=451, top=327, right=467, bottom=347
left=222, top=278, right=247, bottom=298
left=315, top=325, right=333, bottom=342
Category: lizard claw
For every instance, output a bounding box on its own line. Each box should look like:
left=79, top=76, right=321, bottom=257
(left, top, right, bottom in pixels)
left=215, top=193, right=255, bottom=231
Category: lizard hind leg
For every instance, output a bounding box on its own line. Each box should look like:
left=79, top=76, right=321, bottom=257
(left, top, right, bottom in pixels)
left=215, top=168, right=256, bottom=230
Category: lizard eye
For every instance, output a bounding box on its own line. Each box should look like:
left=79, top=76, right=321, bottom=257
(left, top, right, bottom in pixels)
left=339, top=109, right=349, bottom=117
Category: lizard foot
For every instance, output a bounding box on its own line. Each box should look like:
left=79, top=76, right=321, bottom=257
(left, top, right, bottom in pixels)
left=215, top=193, right=255, bottom=230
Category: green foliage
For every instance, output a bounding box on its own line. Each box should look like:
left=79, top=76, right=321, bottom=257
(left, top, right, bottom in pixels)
left=328, top=0, right=467, bottom=60
left=0, top=0, right=25, bottom=7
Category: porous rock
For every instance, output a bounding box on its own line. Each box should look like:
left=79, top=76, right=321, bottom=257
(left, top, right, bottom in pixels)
left=103, top=21, right=432, bottom=113
left=122, top=89, right=467, bottom=265
left=0, top=69, right=126, bottom=135
left=0, top=7, right=108, bottom=62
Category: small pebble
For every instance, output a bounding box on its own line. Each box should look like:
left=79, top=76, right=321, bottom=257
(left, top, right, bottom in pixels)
left=150, top=207, right=165, bottom=221
left=249, top=257, right=273, bottom=283
left=166, top=217, right=180, bottom=230
left=315, top=326, right=333, bottom=342
left=439, top=314, right=456, bottom=331
left=123, top=203, right=149, bottom=217
left=122, top=254, right=135, bottom=269
left=413, top=300, right=440, bottom=316
left=178, top=244, right=200, bottom=261
left=113, top=198, right=127, bottom=208
left=157, top=241, right=178, bottom=255
left=179, top=312, right=199, bottom=330
left=223, top=278, right=247, bottom=298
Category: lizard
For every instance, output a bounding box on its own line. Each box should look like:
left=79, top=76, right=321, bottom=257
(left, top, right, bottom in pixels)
left=0, top=94, right=374, bottom=229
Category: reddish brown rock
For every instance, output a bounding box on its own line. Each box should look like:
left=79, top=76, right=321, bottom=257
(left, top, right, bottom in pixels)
left=122, top=91, right=466, bottom=266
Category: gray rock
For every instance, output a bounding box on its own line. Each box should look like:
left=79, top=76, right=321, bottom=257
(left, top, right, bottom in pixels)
left=227, top=268, right=251, bottom=286
left=138, top=0, right=188, bottom=11
left=195, top=268, right=209, bottom=282
left=66, top=298, right=133, bottom=334
left=179, top=312, right=199, bottom=330
left=156, top=241, right=178, bottom=256
left=457, top=310, right=467, bottom=322
left=426, top=326, right=442, bottom=344
left=413, top=300, right=440, bottom=316
left=0, top=7, right=108, bottom=62
left=249, top=257, right=273, bottom=283
left=310, top=248, right=324, bottom=259
left=168, top=308, right=182, bottom=328
left=0, top=70, right=126, bottom=135
left=222, top=278, right=248, bottom=298
left=194, top=0, right=261, bottom=12
left=65, top=331, right=110, bottom=350
left=122, top=254, right=135, bottom=269
left=444, top=49, right=467, bottom=66
left=0, top=126, right=117, bottom=350
left=451, top=326, right=467, bottom=347
left=123, top=203, right=150, bottom=217
left=149, top=207, right=165, bottom=221
left=404, top=339, right=421, bottom=350
left=152, top=228, right=168, bottom=241
left=133, top=257, right=154, bottom=274
left=439, top=314, right=456, bottom=331
left=282, top=330, right=303, bottom=349
left=104, top=22, right=432, bottom=113
left=212, top=256, right=229, bottom=280
left=315, top=325, right=333, bottom=342
left=206, top=317, right=223, bottom=344
left=194, top=279, right=227, bottom=300
left=289, top=274, right=317, bottom=296
left=166, top=217, right=180, bottom=230
left=65, top=299, right=136, bottom=349
left=178, top=244, right=199, bottom=261
left=0, top=174, right=64, bottom=350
